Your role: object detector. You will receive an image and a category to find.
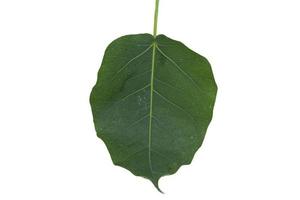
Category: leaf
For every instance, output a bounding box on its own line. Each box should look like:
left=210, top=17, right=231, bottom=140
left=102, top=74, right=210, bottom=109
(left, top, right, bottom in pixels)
left=90, top=34, right=217, bottom=191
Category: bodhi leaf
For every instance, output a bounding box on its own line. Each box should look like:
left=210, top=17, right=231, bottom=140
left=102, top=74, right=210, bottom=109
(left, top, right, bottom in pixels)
left=90, top=34, right=217, bottom=191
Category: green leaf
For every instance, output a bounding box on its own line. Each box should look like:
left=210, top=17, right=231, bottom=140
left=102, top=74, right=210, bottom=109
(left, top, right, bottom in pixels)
left=90, top=34, right=217, bottom=191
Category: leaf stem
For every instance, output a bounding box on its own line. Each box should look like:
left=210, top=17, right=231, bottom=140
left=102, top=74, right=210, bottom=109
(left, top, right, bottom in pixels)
left=153, top=0, right=160, bottom=37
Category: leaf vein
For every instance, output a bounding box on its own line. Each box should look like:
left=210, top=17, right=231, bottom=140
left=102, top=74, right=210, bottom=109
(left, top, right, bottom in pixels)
left=112, top=44, right=153, bottom=79
left=153, top=89, right=196, bottom=123
left=127, top=114, right=149, bottom=129
left=154, top=78, right=181, bottom=92
left=116, top=84, right=150, bottom=103
left=148, top=43, right=156, bottom=175
left=115, top=148, right=148, bottom=165
left=151, top=150, right=172, bottom=162
left=156, top=45, right=201, bottom=91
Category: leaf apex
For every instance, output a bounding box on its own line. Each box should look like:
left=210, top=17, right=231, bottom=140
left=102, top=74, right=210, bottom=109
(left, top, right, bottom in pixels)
left=151, top=179, right=164, bottom=193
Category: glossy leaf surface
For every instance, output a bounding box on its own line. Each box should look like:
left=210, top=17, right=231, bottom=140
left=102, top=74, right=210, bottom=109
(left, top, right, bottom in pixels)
left=90, top=34, right=217, bottom=190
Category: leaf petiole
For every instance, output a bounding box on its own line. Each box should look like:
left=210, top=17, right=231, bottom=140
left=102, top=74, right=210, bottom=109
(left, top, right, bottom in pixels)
left=153, top=0, right=160, bottom=37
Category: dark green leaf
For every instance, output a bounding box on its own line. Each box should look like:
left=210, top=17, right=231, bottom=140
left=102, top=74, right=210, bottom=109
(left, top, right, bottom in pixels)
left=90, top=34, right=217, bottom=191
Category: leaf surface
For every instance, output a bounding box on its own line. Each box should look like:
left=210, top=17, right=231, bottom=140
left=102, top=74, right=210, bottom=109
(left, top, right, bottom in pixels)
left=90, top=34, right=217, bottom=191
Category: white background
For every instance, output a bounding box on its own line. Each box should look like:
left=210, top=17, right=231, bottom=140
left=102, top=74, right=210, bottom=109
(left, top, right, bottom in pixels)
left=0, top=0, right=299, bottom=199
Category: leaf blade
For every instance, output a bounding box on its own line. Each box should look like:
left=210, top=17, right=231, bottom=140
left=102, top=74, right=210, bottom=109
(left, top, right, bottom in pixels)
left=90, top=34, right=217, bottom=191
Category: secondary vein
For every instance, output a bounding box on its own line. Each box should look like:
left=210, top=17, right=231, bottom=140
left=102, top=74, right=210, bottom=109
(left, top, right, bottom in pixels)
left=112, top=44, right=153, bottom=79
left=156, top=45, right=202, bottom=91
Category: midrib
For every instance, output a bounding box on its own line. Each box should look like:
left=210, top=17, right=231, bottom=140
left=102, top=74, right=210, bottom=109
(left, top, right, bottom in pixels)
left=148, top=41, right=157, bottom=174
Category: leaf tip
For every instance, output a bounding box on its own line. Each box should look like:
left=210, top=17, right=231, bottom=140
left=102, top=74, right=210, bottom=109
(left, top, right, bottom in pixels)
left=151, top=179, right=164, bottom=193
